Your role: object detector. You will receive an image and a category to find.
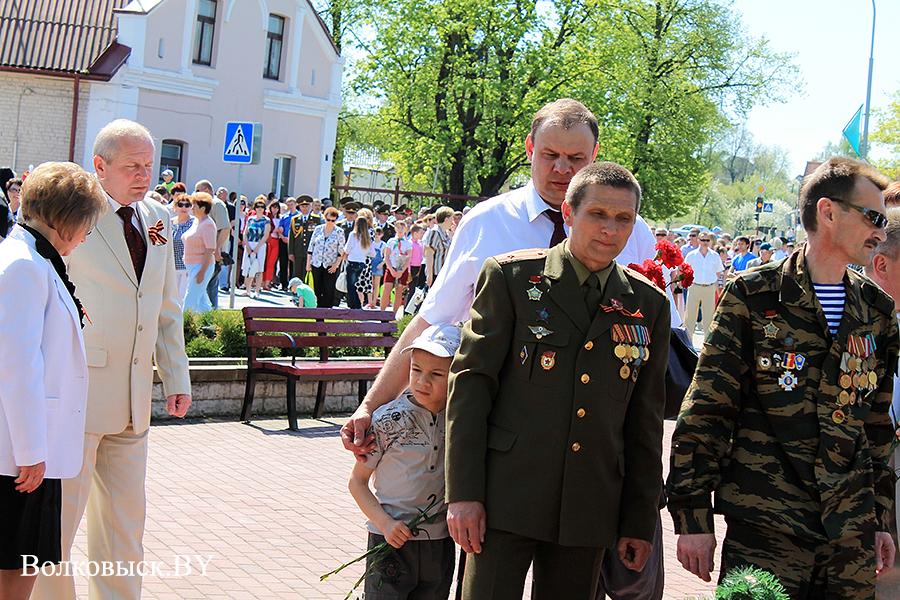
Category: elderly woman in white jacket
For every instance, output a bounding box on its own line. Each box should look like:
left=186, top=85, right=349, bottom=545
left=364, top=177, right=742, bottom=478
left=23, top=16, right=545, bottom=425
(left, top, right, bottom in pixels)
left=0, top=162, right=106, bottom=600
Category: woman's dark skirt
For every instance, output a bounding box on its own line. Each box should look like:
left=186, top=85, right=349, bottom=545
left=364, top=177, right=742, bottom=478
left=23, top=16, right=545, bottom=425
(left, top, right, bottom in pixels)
left=0, top=474, right=61, bottom=570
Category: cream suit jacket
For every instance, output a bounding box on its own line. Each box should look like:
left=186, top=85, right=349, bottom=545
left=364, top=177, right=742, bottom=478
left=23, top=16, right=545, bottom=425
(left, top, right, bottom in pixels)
left=67, top=196, right=190, bottom=435
left=0, top=226, right=89, bottom=478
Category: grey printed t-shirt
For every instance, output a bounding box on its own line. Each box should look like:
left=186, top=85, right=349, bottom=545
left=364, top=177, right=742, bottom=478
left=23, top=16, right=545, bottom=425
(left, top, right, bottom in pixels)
left=366, top=394, right=448, bottom=540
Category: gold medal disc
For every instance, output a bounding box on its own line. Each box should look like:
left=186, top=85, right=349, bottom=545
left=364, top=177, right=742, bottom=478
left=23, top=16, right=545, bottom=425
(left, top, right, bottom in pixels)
left=839, top=374, right=852, bottom=389
left=631, top=345, right=640, bottom=359
left=838, top=391, right=850, bottom=406
left=614, top=345, right=627, bottom=359
left=868, top=371, right=878, bottom=386
left=619, top=364, right=631, bottom=379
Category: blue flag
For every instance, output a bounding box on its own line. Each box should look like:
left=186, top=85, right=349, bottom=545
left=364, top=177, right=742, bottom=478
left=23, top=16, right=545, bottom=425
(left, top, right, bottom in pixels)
left=842, top=104, right=863, bottom=157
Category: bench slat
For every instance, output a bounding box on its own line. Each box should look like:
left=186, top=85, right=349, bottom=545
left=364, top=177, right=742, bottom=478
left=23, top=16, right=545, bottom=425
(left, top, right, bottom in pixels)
left=247, top=335, right=397, bottom=349
left=245, top=321, right=397, bottom=334
left=243, top=306, right=395, bottom=321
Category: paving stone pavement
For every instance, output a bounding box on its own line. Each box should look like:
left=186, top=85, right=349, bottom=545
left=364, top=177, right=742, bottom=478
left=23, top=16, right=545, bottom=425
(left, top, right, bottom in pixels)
left=64, top=412, right=900, bottom=599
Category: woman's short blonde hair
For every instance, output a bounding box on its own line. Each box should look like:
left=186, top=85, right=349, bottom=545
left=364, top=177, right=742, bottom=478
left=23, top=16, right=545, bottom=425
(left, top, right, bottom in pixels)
left=191, top=192, right=213, bottom=214
left=20, top=162, right=107, bottom=241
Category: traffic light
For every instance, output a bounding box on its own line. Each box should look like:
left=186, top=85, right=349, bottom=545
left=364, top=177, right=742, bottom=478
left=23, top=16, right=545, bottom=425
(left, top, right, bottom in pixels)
left=755, top=197, right=764, bottom=213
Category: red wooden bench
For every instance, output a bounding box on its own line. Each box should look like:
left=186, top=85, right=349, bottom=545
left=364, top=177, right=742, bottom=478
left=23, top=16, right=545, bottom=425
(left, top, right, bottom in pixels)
left=241, top=307, right=398, bottom=430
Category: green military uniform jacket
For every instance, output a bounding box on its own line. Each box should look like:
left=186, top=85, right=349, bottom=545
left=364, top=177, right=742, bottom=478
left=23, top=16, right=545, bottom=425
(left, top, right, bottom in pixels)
left=287, top=212, right=321, bottom=277
left=446, top=242, right=670, bottom=548
left=666, top=249, right=899, bottom=542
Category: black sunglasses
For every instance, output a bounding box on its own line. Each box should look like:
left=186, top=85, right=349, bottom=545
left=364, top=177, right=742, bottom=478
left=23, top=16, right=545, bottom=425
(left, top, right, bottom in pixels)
left=176, top=202, right=191, bottom=208
left=326, top=218, right=337, bottom=222
left=655, top=232, right=666, bottom=237
left=829, top=197, right=887, bottom=229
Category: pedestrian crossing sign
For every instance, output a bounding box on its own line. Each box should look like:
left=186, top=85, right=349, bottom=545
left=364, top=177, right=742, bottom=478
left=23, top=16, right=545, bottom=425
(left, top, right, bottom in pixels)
left=223, top=122, right=262, bottom=164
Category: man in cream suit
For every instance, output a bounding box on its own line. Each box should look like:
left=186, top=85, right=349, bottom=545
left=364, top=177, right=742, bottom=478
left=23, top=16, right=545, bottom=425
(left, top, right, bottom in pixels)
left=33, top=120, right=191, bottom=600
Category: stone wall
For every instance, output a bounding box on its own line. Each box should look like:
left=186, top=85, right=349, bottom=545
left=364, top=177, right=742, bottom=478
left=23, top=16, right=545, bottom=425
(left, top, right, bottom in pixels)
left=150, top=359, right=369, bottom=421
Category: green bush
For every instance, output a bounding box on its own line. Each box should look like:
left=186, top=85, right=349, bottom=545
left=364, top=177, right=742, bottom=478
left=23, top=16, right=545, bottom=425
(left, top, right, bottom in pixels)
left=185, top=335, right=223, bottom=357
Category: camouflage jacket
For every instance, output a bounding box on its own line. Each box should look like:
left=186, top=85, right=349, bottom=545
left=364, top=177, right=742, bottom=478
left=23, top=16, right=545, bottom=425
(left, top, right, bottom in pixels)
left=666, top=249, right=899, bottom=541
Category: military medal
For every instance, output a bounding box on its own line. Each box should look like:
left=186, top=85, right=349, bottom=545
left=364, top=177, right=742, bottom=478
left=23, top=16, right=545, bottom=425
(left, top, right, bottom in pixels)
left=832, top=409, right=846, bottom=424
left=520, top=346, right=528, bottom=365
left=535, top=308, right=552, bottom=324
left=526, top=276, right=543, bottom=301
left=619, top=364, right=631, bottom=379
left=778, top=370, right=796, bottom=391
left=758, top=353, right=771, bottom=369
left=541, top=351, right=555, bottom=370
left=612, top=324, right=650, bottom=380
left=762, top=310, right=779, bottom=339
left=529, top=325, right=553, bottom=340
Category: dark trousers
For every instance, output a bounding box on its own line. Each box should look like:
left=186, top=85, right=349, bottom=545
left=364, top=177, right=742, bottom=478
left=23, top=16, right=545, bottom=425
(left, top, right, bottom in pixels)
left=365, top=533, right=455, bottom=600
left=206, top=261, right=221, bottom=308
left=345, top=261, right=366, bottom=309
left=720, top=519, right=874, bottom=600
left=462, top=528, right=605, bottom=600
left=311, top=265, right=338, bottom=308
left=278, top=242, right=291, bottom=289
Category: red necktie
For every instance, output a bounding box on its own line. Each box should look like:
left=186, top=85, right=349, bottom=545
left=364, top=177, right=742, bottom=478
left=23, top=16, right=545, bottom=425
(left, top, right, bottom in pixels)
left=117, top=205, right=146, bottom=283
left=544, top=209, right=566, bottom=247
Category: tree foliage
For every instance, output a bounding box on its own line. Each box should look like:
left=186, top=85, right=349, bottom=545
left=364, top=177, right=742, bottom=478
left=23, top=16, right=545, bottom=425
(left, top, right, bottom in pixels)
left=871, top=87, right=900, bottom=179
left=353, top=0, right=800, bottom=219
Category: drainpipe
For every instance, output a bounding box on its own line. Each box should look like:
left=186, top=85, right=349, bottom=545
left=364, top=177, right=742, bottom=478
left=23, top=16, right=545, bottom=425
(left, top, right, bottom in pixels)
left=69, top=74, right=81, bottom=162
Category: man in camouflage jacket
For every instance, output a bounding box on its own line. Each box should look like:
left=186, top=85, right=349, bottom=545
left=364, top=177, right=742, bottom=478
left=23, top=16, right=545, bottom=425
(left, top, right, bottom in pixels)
left=667, top=157, right=899, bottom=598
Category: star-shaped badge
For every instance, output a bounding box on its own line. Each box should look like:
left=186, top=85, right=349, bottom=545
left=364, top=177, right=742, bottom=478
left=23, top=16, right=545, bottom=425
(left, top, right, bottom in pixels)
left=535, top=308, right=552, bottom=323
left=763, top=322, right=779, bottom=339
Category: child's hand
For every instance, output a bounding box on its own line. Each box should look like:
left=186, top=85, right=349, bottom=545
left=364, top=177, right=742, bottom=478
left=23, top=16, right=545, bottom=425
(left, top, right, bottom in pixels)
left=382, top=520, right=413, bottom=549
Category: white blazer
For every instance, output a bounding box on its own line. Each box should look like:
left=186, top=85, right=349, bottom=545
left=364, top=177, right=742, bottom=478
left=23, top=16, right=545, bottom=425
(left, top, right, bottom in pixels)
left=0, top=225, right=89, bottom=478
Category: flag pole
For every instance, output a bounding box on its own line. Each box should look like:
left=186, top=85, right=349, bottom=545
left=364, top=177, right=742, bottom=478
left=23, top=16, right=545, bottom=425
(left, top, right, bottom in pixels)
left=861, top=0, right=876, bottom=160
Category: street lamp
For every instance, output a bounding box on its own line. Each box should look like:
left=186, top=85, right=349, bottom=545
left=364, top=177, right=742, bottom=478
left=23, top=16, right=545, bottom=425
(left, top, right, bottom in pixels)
left=861, top=0, right=875, bottom=160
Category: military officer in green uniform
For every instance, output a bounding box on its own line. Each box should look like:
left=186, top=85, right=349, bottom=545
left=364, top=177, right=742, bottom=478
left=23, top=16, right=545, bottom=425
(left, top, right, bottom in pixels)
left=287, top=194, right=321, bottom=280
left=446, top=162, right=670, bottom=600
left=667, top=156, right=899, bottom=598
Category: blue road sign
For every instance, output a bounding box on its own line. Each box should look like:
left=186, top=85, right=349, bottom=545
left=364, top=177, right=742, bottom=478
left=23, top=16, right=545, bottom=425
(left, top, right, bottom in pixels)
left=223, top=122, right=254, bottom=163
left=763, top=202, right=774, bottom=213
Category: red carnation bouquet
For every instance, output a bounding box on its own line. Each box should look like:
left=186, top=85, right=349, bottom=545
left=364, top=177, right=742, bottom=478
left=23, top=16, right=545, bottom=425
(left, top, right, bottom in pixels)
left=628, top=239, right=694, bottom=292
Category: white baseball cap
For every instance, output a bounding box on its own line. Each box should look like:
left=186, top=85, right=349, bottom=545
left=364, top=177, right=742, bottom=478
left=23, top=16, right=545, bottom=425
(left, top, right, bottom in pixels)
left=404, top=323, right=461, bottom=358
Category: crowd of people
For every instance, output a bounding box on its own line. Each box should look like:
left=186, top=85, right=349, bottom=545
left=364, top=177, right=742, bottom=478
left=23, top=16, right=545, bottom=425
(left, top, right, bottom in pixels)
left=2, top=100, right=900, bottom=600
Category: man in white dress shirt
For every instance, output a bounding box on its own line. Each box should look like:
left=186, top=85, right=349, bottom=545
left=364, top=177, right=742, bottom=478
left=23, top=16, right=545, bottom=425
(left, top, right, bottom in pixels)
left=863, top=207, right=900, bottom=532
left=682, top=232, right=724, bottom=338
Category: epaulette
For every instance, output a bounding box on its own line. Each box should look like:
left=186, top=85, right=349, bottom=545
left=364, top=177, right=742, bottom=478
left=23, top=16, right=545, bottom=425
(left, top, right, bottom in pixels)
left=855, top=271, right=896, bottom=316
left=495, top=248, right=547, bottom=264
left=622, top=266, right=667, bottom=298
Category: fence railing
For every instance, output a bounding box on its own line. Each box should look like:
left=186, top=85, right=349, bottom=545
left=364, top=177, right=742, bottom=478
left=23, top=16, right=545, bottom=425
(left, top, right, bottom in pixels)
left=332, top=182, right=488, bottom=212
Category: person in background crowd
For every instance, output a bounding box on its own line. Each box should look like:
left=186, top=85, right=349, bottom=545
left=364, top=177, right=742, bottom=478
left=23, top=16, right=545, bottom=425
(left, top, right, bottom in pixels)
left=715, top=244, right=730, bottom=290
left=407, top=223, right=426, bottom=300
left=729, top=235, right=756, bottom=274
left=452, top=211, right=463, bottom=234
left=306, top=206, right=344, bottom=308
left=682, top=232, right=724, bottom=338
left=170, top=181, right=186, bottom=197
left=339, top=199, right=360, bottom=238
left=0, top=162, right=104, bottom=600
left=380, top=220, right=412, bottom=313
left=181, top=193, right=217, bottom=313
left=235, top=195, right=248, bottom=288
left=371, top=227, right=386, bottom=308
left=785, top=241, right=795, bottom=255
left=32, top=119, right=191, bottom=600
left=278, top=197, right=299, bottom=289
left=311, top=197, right=322, bottom=216
left=159, top=168, right=175, bottom=193
left=423, top=206, right=454, bottom=288
left=194, top=179, right=229, bottom=308
left=770, top=237, right=787, bottom=261
left=681, top=228, right=701, bottom=256
left=153, top=185, right=170, bottom=204
left=375, top=204, right=395, bottom=241
left=668, top=157, right=897, bottom=598
left=746, top=242, right=774, bottom=269
left=341, top=215, right=375, bottom=309
left=5, top=178, right=22, bottom=232
left=355, top=208, right=376, bottom=308
left=288, top=196, right=321, bottom=284
left=170, top=192, right=195, bottom=305
left=146, top=190, right=165, bottom=205
left=263, top=199, right=283, bottom=291
left=242, top=196, right=271, bottom=299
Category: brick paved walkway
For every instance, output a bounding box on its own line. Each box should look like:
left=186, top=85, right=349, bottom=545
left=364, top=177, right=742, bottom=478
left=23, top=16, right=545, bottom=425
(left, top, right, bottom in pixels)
left=66, top=414, right=899, bottom=599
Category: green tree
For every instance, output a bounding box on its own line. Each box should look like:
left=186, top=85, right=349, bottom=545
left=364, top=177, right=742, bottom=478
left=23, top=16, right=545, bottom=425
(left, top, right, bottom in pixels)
left=871, top=87, right=900, bottom=179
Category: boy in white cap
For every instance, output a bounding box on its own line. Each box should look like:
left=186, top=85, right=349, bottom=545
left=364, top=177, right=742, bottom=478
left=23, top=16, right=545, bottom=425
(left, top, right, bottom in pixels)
left=348, top=323, right=461, bottom=600
left=287, top=276, right=317, bottom=307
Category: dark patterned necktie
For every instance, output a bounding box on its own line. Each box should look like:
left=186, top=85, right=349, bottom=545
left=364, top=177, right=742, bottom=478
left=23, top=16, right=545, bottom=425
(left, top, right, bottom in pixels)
left=584, top=273, right=601, bottom=321
left=117, top=205, right=146, bottom=283
left=544, top=209, right=566, bottom=247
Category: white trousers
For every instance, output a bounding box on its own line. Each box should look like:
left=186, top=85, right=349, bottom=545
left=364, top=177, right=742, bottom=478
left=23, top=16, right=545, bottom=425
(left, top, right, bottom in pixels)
left=32, top=425, right=149, bottom=600
left=684, top=283, right=717, bottom=338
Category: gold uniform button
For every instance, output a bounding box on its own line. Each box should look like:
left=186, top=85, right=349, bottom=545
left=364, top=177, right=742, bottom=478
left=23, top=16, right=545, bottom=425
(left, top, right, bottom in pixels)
left=576, top=408, right=586, bottom=418
left=133, top=358, right=139, bottom=365
left=572, top=442, right=581, bottom=452
left=137, top=325, right=143, bottom=332
left=584, top=341, right=593, bottom=350
left=581, top=374, right=590, bottom=384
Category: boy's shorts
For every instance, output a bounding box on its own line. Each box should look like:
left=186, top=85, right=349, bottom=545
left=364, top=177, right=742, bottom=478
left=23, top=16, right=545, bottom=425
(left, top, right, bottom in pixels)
left=365, top=533, right=454, bottom=600
left=384, top=269, right=409, bottom=285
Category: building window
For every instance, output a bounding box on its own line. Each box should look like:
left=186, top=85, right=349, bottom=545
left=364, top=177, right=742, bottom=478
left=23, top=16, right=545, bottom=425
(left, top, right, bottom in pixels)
left=193, top=0, right=216, bottom=66
left=160, top=140, right=184, bottom=184
left=264, top=14, right=285, bottom=80
left=272, top=156, right=292, bottom=198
